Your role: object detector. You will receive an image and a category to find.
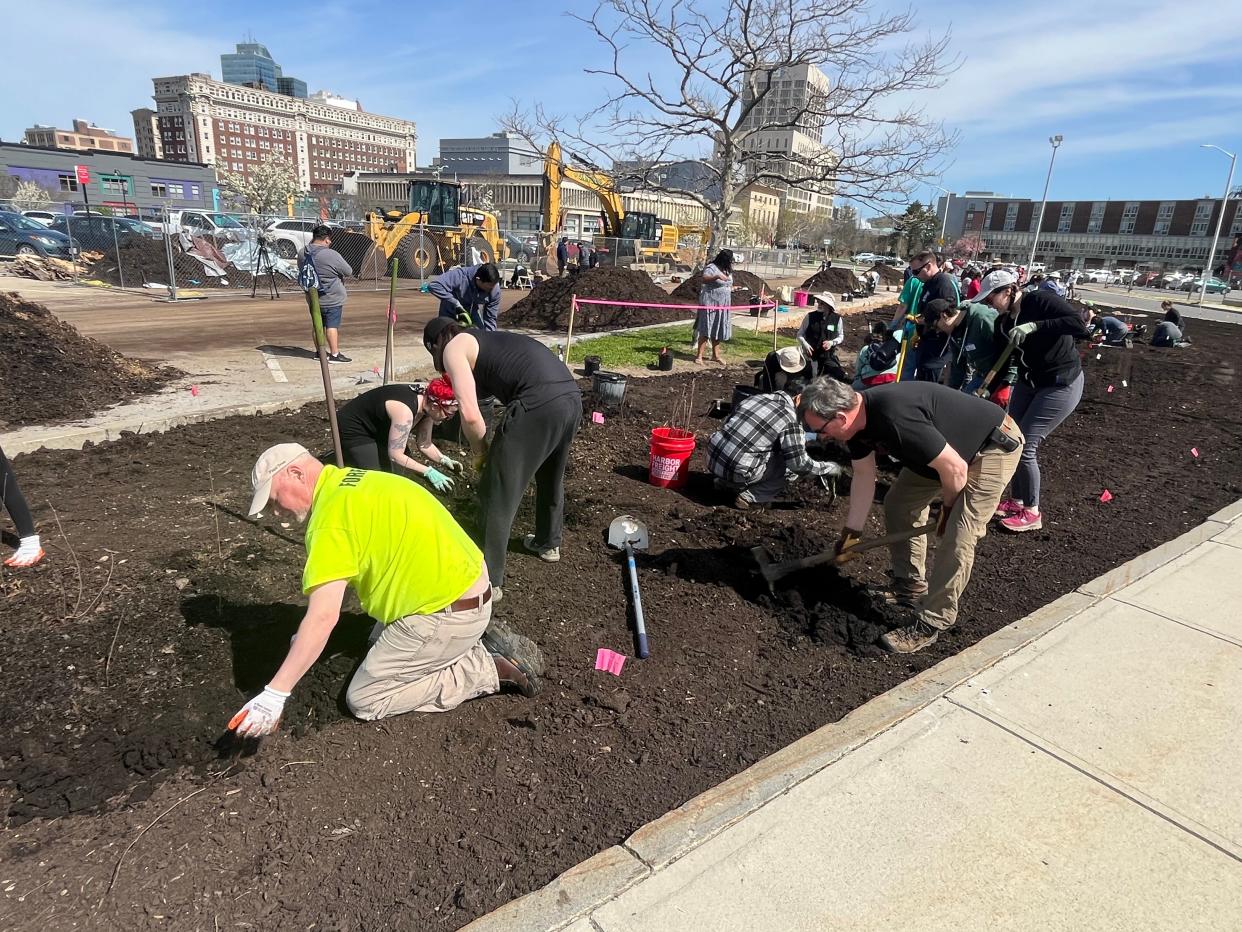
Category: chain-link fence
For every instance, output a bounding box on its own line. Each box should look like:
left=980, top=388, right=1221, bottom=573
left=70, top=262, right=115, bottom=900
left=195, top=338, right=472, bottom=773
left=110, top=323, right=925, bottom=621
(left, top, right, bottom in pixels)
left=0, top=198, right=807, bottom=296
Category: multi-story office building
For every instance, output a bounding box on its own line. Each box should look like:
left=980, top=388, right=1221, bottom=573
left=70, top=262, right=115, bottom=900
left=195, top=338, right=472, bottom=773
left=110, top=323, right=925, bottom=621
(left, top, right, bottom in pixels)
left=437, top=133, right=542, bottom=176
left=220, top=42, right=306, bottom=98
left=23, top=120, right=134, bottom=154
left=937, top=191, right=1242, bottom=270
left=132, top=73, right=416, bottom=193
left=735, top=62, right=834, bottom=216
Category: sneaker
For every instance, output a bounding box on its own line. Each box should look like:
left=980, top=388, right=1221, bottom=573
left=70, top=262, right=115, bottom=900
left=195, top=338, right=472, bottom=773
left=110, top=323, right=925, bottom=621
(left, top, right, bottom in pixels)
left=523, top=534, right=560, bottom=563
left=491, top=586, right=504, bottom=604
left=328, top=352, right=352, bottom=364
left=1000, top=507, right=1043, bottom=532
left=880, top=621, right=940, bottom=654
left=733, top=490, right=757, bottom=510
left=994, top=498, right=1024, bottom=519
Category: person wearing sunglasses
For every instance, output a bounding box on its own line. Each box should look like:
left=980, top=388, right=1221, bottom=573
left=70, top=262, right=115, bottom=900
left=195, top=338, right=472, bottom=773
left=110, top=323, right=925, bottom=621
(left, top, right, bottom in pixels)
left=337, top=378, right=464, bottom=493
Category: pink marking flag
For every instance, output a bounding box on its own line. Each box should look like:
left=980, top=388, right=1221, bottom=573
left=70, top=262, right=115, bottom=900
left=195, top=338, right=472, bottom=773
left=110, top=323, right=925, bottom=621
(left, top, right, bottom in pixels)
left=592, top=411, right=605, bottom=424
left=1107, top=385, right=1114, bottom=393
left=190, top=385, right=200, bottom=397
left=1191, top=447, right=1200, bottom=458
left=1099, top=489, right=1113, bottom=503
left=595, top=648, right=627, bottom=676
left=372, top=365, right=381, bottom=375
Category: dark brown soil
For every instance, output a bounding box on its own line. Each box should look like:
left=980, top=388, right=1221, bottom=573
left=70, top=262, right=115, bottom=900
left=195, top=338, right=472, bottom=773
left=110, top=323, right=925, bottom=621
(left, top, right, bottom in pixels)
left=86, top=239, right=260, bottom=291
left=669, top=269, right=772, bottom=307
left=1, top=314, right=1239, bottom=930
left=503, top=266, right=680, bottom=331
left=798, top=267, right=861, bottom=293
left=869, top=263, right=904, bottom=286
left=0, top=293, right=182, bottom=429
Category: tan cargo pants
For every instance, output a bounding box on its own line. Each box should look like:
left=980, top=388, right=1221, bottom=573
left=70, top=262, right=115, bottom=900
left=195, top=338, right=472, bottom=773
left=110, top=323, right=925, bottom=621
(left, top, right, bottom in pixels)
left=345, top=601, right=499, bottom=721
left=882, top=418, right=1024, bottom=631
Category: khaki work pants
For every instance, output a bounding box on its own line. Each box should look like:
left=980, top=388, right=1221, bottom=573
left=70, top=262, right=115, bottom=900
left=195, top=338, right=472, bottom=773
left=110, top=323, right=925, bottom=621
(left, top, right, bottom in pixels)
left=345, top=601, right=499, bottom=721
left=882, top=420, right=1024, bottom=630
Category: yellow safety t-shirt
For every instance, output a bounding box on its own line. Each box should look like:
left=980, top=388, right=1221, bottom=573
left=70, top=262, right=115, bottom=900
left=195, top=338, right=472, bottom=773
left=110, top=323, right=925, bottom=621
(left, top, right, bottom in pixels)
left=301, top=466, right=482, bottom=623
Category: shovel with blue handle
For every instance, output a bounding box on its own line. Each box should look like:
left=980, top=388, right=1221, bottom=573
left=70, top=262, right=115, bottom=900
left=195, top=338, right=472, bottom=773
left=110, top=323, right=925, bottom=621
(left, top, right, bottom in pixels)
left=608, top=515, right=650, bottom=659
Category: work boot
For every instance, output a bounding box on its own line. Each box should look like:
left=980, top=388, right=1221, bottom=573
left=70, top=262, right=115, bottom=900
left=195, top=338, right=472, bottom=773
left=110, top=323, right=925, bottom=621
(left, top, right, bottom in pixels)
left=483, top=618, right=544, bottom=698
left=522, top=535, right=560, bottom=563
left=880, top=621, right=940, bottom=654
left=492, top=653, right=540, bottom=698
left=872, top=579, right=927, bottom=608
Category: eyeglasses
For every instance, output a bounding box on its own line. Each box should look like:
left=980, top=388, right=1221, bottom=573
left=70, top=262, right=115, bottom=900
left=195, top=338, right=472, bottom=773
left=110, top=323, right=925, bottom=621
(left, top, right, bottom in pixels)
left=912, top=262, right=933, bottom=275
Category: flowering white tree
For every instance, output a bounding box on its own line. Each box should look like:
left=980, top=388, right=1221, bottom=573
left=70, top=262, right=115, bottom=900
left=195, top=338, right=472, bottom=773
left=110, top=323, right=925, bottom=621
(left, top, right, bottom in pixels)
left=217, top=154, right=305, bottom=216
left=9, top=180, right=54, bottom=212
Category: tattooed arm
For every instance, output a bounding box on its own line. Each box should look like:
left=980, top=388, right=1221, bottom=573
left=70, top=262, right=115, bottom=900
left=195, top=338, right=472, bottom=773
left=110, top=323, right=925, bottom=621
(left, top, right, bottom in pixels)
left=413, top=412, right=444, bottom=464
left=383, top=401, right=427, bottom=473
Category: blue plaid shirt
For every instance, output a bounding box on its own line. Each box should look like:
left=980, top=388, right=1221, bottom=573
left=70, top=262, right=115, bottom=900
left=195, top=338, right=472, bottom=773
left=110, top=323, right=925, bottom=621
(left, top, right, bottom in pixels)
left=707, top=392, right=817, bottom=485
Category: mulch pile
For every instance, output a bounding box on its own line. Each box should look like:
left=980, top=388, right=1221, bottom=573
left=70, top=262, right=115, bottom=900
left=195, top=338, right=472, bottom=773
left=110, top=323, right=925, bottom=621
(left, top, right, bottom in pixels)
left=798, top=267, right=861, bottom=293
left=869, top=263, right=904, bottom=286
left=503, top=266, right=682, bottom=332
left=0, top=292, right=181, bottom=429
left=668, top=268, right=772, bottom=307
left=85, top=239, right=255, bottom=290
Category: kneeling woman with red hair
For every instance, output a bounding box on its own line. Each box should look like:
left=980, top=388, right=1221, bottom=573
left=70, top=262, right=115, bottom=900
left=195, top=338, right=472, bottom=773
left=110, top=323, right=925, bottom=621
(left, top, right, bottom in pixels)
left=337, top=378, right=463, bottom=492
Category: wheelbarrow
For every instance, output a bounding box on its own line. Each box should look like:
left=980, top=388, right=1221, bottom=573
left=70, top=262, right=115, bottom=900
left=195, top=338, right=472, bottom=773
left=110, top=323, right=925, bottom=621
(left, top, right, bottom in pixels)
left=607, top=515, right=651, bottom=659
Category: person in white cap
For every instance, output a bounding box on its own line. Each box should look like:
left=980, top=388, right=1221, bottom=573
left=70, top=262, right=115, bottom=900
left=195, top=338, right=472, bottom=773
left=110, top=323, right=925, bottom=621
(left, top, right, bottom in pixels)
left=227, top=443, right=543, bottom=738
left=798, top=292, right=848, bottom=381
left=758, top=344, right=813, bottom=393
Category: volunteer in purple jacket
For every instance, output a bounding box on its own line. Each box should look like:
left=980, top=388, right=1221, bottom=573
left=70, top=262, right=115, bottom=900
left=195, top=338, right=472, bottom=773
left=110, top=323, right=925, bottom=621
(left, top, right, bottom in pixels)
left=429, top=262, right=502, bottom=331
left=973, top=269, right=1090, bottom=533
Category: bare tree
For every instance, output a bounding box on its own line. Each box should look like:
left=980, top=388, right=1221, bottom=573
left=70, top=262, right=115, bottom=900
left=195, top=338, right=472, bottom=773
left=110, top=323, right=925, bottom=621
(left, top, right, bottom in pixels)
left=217, top=153, right=305, bottom=216
left=503, top=0, right=953, bottom=252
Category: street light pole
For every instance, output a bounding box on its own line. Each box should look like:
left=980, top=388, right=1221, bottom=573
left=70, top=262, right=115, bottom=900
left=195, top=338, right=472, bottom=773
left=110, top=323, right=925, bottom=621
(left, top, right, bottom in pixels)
left=1198, top=143, right=1236, bottom=306
left=1026, top=135, right=1063, bottom=274
left=932, top=185, right=951, bottom=250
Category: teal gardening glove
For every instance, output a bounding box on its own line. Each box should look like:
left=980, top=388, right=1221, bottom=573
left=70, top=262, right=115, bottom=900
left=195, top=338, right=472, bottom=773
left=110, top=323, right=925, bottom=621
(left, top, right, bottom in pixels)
left=425, top=467, right=455, bottom=492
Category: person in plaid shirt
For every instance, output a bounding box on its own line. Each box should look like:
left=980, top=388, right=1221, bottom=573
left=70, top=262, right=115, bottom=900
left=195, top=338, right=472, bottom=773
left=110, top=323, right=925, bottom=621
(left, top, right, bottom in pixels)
left=708, top=381, right=842, bottom=509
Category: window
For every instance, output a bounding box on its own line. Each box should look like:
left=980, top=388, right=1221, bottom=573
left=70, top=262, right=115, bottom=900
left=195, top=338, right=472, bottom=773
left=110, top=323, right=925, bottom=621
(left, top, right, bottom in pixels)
left=58, top=174, right=80, bottom=192
left=101, top=175, right=130, bottom=196
left=167, top=183, right=185, bottom=198
left=150, top=182, right=167, bottom=197
left=190, top=184, right=200, bottom=197
left=1191, top=201, right=1213, bottom=235
left=1087, top=201, right=1106, bottom=234
left=1003, top=202, right=1019, bottom=232
left=1119, top=201, right=1139, bottom=234
left=1057, top=202, right=1075, bottom=233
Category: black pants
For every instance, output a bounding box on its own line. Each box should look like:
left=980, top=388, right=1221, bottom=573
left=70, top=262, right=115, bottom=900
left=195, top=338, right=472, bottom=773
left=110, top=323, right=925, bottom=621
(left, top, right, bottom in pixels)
left=1, top=446, right=36, bottom=538
left=813, top=349, right=848, bottom=383
left=344, top=441, right=392, bottom=472
left=479, top=393, right=580, bottom=587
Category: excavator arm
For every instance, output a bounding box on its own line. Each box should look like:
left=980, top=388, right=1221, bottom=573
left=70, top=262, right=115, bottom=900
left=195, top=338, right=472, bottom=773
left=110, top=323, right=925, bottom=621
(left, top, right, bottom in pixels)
left=544, top=140, right=626, bottom=237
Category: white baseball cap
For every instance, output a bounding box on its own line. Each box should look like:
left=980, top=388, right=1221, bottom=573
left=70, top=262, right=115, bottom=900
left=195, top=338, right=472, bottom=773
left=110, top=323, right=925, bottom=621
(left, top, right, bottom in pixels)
left=248, top=442, right=311, bottom=516
left=973, top=269, right=1017, bottom=302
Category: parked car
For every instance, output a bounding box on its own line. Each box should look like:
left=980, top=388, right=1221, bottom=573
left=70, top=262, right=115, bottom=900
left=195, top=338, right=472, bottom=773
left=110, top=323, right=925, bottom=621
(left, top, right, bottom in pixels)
left=49, top=214, right=158, bottom=251
left=851, top=252, right=878, bottom=264
left=1133, top=271, right=1163, bottom=287
left=502, top=232, right=535, bottom=264
left=264, top=219, right=324, bottom=259
left=1178, top=276, right=1230, bottom=295
left=21, top=209, right=59, bottom=227
left=0, top=210, right=76, bottom=259
left=175, top=210, right=248, bottom=243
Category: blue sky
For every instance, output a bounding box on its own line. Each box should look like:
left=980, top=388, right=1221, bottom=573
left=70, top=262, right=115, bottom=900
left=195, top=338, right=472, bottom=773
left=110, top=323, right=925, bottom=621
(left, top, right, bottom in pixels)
left=3, top=0, right=1240, bottom=213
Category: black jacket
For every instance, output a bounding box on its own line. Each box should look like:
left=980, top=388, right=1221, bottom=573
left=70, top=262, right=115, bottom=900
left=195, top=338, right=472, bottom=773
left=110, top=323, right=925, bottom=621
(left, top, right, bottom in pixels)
left=998, top=291, right=1090, bottom=388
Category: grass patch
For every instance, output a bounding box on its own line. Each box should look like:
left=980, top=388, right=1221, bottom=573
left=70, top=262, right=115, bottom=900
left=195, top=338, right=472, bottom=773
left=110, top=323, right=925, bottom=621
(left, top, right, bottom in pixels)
left=569, top=323, right=795, bottom=369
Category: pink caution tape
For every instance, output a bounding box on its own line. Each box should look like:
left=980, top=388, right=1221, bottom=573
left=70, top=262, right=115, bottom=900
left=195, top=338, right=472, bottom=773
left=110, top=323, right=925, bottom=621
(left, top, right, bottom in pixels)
left=595, top=648, right=627, bottom=676
left=1099, top=489, right=1113, bottom=503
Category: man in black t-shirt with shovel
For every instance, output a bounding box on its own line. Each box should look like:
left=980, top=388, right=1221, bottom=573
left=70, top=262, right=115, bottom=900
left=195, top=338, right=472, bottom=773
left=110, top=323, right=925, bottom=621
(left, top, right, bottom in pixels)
left=800, top=377, right=1024, bottom=653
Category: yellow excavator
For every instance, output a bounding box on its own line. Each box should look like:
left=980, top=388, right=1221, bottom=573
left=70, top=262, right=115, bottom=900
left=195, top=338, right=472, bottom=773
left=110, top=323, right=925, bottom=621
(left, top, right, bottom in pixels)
left=351, top=176, right=508, bottom=277
left=542, top=141, right=681, bottom=265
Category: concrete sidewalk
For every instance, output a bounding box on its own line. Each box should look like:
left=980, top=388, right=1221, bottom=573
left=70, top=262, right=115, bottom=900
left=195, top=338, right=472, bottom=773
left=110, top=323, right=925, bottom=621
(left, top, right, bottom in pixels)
left=465, top=502, right=1242, bottom=931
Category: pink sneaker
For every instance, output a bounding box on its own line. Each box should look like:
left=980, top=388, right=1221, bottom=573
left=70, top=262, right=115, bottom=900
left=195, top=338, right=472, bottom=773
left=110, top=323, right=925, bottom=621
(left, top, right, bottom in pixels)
left=1000, top=507, right=1043, bottom=532
left=994, top=498, right=1024, bottom=519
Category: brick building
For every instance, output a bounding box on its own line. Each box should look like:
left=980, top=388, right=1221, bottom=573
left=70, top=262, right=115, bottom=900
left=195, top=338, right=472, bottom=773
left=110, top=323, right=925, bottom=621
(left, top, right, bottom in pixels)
left=132, top=73, right=416, bottom=193
left=23, top=119, right=134, bottom=154
left=937, top=191, right=1242, bottom=271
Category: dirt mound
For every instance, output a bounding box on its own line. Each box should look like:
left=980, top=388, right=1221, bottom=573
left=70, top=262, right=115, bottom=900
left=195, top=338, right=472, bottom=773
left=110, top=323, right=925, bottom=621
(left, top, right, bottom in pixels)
left=503, top=266, right=681, bottom=332
left=869, top=263, right=904, bottom=286
left=799, top=267, right=861, bottom=293
left=85, top=239, right=257, bottom=290
left=0, top=292, right=181, bottom=428
left=668, top=269, right=772, bottom=309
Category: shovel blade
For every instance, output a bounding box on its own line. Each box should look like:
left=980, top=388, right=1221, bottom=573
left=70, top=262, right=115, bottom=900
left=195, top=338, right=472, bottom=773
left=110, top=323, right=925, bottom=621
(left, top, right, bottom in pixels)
left=608, top=514, right=649, bottom=550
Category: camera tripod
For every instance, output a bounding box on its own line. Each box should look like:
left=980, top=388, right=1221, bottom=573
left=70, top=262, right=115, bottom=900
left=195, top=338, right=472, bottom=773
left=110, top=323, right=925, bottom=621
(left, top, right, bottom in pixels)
left=251, top=238, right=281, bottom=300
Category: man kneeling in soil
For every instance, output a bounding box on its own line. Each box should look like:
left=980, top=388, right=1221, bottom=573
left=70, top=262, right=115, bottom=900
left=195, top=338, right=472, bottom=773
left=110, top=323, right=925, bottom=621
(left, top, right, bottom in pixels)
left=707, top=380, right=842, bottom=509
left=228, top=443, right=542, bottom=737
left=801, top=378, right=1024, bottom=654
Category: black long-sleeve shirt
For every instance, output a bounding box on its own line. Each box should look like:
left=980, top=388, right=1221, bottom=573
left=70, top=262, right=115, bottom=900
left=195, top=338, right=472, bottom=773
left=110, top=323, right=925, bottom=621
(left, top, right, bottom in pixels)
left=998, top=291, right=1090, bottom=388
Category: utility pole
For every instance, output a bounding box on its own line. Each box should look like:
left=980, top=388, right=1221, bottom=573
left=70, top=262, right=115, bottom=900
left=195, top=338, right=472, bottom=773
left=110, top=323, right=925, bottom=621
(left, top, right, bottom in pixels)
left=1026, top=135, right=1063, bottom=272
left=1198, top=144, right=1236, bottom=306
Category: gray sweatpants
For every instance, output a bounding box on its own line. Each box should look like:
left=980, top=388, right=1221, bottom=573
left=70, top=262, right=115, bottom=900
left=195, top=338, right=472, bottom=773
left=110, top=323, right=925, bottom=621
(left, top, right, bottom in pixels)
left=1007, top=371, right=1084, bottom=508
left=479, top=392, right=580, bottom=587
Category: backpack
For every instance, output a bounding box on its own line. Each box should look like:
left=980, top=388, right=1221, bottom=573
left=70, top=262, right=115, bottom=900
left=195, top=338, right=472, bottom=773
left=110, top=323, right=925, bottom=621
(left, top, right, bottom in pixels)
left=299, top=245, right=326, bottom=295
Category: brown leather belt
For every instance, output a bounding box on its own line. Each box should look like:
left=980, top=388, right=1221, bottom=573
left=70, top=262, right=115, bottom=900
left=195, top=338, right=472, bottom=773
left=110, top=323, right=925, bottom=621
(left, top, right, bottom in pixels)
left=441, top=586, right=492, bottom=613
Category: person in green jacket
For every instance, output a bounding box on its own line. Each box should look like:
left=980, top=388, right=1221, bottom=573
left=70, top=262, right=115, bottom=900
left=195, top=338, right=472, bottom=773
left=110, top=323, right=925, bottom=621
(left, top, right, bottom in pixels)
left=924, top=298, right=1016, bottom=406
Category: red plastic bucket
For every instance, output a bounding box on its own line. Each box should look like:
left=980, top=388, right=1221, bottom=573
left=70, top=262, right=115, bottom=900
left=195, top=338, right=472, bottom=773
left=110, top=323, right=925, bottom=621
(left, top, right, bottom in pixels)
left=649, top=427, right=696, bottom=489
